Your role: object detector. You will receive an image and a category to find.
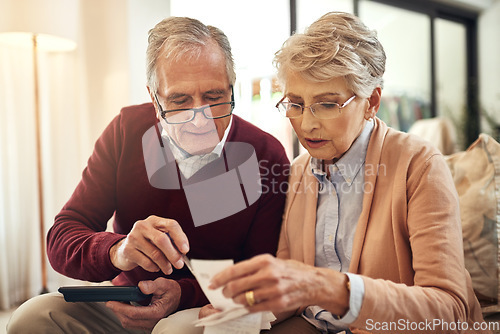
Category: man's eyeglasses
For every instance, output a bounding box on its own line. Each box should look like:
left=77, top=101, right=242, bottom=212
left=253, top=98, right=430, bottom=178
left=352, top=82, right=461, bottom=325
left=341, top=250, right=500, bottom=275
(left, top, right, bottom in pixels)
left=276, top=95, right=356, bottom=120
left=154, top=86, right=235, bottom=124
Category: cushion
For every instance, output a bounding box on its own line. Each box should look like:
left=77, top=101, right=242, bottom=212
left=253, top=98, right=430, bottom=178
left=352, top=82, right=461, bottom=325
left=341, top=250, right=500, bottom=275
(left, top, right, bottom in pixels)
left=445, top=133, right=500, bottom=313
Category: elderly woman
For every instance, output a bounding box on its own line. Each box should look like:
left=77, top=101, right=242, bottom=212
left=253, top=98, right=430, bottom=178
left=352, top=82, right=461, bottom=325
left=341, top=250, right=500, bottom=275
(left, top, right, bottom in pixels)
left=208, top=11, right=489, bottom=334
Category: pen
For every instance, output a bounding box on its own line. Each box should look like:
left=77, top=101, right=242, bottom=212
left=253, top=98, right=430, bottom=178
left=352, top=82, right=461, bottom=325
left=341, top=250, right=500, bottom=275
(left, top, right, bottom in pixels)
left=165, top=232, right=194, bottom=273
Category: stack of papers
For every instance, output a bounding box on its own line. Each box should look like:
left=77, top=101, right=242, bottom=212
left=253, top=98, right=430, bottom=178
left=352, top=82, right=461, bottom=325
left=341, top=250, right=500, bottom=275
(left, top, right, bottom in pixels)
left=183, top=258, right=276, bottom=333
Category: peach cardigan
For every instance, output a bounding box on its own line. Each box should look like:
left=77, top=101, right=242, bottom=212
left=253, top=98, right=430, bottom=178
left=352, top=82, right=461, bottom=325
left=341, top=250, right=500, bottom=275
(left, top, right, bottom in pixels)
left=277, top=118, right=488, bottom=333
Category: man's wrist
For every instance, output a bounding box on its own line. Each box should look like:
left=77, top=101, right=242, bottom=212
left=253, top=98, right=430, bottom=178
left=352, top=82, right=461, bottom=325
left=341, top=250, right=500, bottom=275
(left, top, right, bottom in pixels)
left=109, top=238, right=124, bottom=270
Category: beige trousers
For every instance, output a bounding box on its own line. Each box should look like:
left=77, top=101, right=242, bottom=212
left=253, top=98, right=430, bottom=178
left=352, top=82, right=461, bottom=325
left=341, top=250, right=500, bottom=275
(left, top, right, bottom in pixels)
left=7, top=294, right=205, bottom=334
left=152, top=308, right=203, bottom=334
left=7, top=292, right=320, bottom=334
left=7, top=292, right=145, bottom=334
left=153, top=309, right=321, bottom=334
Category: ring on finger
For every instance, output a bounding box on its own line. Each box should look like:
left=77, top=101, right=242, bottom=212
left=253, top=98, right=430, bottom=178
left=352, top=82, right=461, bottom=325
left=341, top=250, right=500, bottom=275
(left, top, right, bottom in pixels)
left=245, top=290, right=256, bottom=307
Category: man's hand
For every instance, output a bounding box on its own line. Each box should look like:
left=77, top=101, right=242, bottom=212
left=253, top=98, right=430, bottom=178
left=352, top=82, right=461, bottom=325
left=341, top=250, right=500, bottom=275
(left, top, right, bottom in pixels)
left=106, top=277, right=181, bottom=331
left=199, top=304, right=221, bottom=319
left=109, top=215, right=189, bottom=275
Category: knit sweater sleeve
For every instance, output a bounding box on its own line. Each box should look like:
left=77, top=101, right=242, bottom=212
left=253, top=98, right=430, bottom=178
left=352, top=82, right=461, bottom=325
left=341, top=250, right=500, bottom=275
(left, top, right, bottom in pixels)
left=48, top=113, right=125, bottom=281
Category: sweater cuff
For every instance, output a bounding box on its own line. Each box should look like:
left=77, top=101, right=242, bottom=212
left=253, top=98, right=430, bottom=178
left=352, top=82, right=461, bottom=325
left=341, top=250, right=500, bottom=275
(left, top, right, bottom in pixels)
left=95, top=232, right=125, bottom=278
left=177, top=278, right=209, bottom=311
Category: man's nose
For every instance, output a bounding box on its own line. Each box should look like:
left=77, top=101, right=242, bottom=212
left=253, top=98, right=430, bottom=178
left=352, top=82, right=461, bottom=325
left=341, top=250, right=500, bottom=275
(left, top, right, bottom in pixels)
left=190, top=107, right=211, bottom=128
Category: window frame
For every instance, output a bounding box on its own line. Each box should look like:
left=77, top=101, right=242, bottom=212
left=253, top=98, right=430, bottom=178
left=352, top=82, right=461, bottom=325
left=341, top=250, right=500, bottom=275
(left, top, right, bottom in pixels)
left=288, top=0, right=479, bottom=153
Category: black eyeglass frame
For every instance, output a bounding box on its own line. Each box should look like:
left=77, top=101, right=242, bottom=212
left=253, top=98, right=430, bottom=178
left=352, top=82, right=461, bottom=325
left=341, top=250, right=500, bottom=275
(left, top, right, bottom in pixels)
left=154, top=86, right=235, bottom=124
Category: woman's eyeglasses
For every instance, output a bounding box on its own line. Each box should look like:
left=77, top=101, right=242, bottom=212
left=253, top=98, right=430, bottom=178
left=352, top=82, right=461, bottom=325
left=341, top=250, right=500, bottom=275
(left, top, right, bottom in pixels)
left=276, top=95, right=356, bottom=119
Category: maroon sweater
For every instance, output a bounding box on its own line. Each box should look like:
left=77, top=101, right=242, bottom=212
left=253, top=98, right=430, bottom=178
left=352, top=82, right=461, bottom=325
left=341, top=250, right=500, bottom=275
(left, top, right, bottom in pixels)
left=48, top=103, right=289, bottom=310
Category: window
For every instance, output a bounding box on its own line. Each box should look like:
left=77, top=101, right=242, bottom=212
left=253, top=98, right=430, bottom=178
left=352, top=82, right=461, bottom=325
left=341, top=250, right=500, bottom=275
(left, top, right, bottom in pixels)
left=358, top=0, right=479, bottom=149
left=170, top=0, right=479, bottom=157
left=360, top=1, right=432, bottom=132
left=436, top=18, right=468, bottom=147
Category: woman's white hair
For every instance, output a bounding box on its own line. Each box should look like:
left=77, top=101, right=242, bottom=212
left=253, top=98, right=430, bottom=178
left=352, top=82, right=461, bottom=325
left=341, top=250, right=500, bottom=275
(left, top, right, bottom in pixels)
left=146, top=16, right=236, bottom=91
left=274, top=12, right=386, bottom=98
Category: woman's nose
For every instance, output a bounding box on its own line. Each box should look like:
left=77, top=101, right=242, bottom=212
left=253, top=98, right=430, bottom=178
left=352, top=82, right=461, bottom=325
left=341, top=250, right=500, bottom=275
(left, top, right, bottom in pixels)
left=300, top=107, right=320, bottom=133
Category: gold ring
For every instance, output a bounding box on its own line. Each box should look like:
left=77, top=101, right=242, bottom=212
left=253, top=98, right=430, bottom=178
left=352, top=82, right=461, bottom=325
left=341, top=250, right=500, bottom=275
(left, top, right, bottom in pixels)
left=245, top=290, right=255, bottom=307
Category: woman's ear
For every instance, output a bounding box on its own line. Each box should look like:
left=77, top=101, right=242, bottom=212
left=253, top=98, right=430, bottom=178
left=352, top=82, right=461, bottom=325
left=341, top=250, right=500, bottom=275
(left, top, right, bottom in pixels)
left=365, top=86, right=382, bottom=120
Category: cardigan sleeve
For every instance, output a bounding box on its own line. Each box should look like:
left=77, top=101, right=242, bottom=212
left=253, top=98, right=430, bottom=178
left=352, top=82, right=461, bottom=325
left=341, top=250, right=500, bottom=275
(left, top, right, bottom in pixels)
left=351, top=153, right=486, bottom=333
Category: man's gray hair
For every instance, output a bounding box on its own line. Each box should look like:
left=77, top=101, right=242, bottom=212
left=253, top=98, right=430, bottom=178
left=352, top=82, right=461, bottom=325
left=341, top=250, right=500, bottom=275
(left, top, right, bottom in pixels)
left=146, top=16, right=236, bottom=91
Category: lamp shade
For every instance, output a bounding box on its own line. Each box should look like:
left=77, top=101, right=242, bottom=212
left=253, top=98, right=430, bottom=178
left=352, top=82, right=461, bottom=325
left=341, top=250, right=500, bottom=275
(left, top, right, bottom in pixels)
left=0, top=0, right=78, bottom=51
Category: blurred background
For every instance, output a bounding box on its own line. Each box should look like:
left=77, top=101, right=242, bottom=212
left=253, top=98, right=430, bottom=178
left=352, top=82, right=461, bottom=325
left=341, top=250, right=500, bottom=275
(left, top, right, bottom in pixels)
left=0, top=0, right=499, bottom=315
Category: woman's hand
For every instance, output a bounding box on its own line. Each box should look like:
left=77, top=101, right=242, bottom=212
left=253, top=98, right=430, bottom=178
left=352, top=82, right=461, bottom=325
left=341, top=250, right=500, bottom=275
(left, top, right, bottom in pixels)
left=106, top=277, right=181, bottom=331
left=209, top=254, right=350, bottom=316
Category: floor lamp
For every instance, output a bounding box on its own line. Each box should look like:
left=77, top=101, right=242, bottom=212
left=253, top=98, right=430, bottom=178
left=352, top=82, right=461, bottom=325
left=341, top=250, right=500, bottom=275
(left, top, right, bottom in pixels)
left=0, top=0, right=77, bottom=294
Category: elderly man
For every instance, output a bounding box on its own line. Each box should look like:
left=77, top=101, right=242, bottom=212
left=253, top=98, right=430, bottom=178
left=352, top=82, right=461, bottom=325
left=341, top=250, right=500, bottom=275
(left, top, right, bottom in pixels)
left=7, top=16, right=289, bottom=333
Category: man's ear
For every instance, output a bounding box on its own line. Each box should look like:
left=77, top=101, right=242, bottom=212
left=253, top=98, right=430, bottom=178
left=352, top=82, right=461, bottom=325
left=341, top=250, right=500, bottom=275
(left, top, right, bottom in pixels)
left=147, top=86, right=161, bottom=121
left=146, top=86, right=155, bottom=104
left=365, top=86, right=382, bottom=120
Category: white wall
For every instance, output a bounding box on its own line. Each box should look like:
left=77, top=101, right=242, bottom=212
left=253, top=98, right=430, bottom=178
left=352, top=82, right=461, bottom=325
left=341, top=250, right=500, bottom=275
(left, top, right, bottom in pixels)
left=78, top=0, right=131, bottom=143
left=127, top=0, right=170, bottom=105
left=79, top=0, right=172, bottom=145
